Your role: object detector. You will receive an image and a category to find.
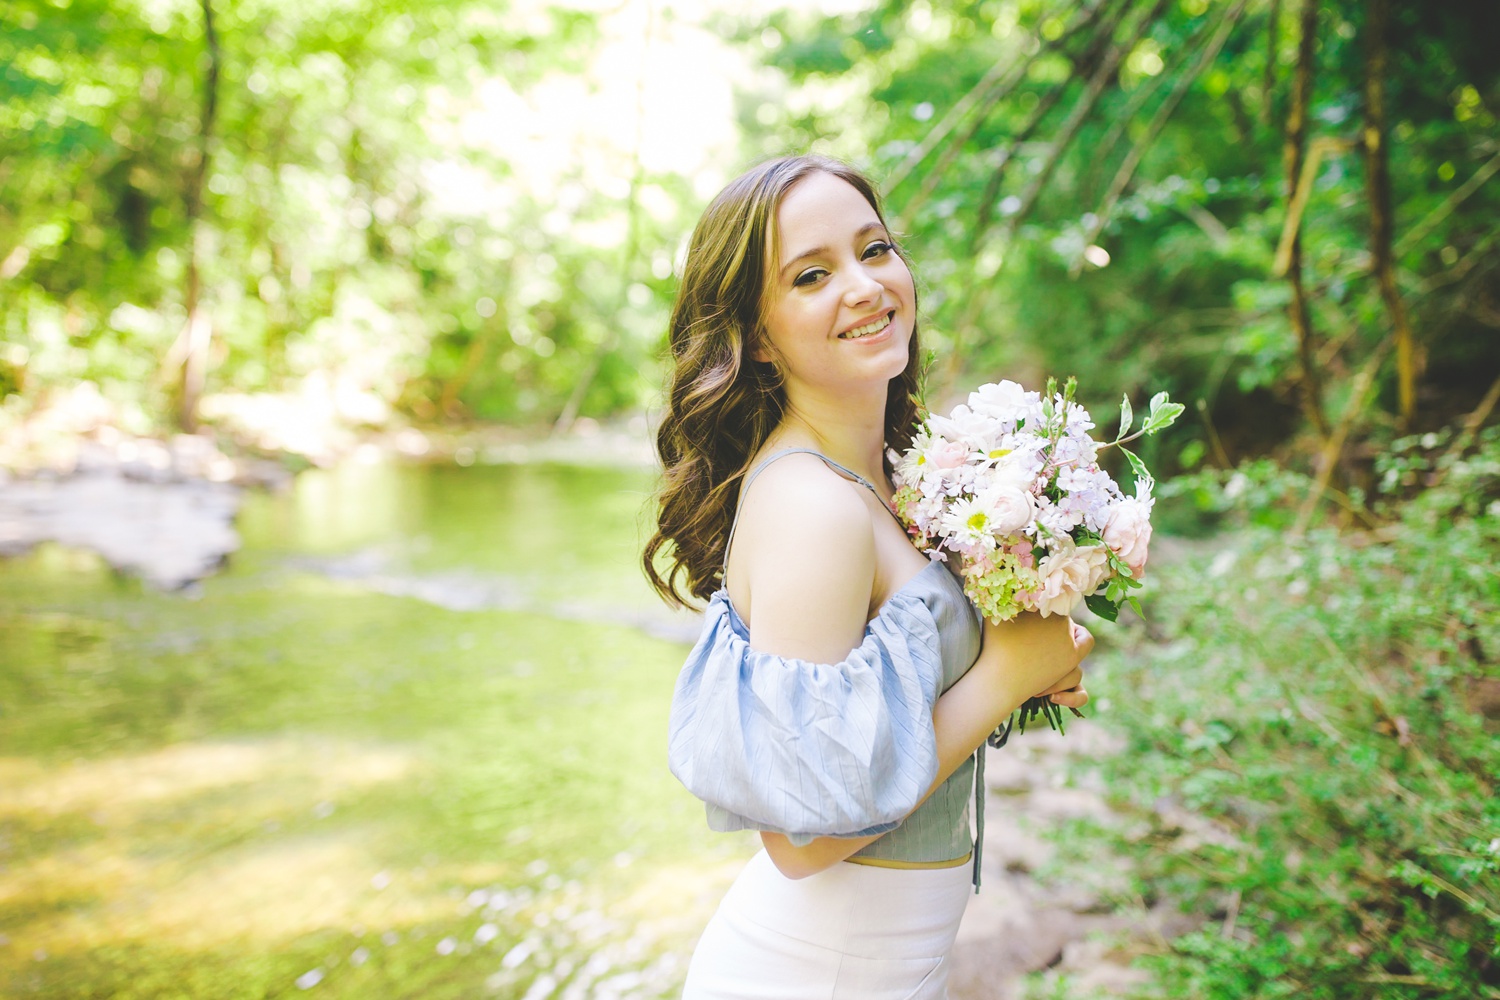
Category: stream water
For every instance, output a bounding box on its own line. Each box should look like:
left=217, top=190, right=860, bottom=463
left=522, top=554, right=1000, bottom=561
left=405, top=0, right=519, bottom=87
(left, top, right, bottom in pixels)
left=0, top=460, right=749, bottom=1000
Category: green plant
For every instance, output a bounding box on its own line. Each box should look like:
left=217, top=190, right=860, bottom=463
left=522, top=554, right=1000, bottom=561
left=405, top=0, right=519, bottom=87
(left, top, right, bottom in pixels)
left=1068, top=435, right=1499, bottom=998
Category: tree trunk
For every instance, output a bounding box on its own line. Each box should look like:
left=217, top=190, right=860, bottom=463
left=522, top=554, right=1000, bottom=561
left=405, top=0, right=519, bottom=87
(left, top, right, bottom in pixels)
left=1282, top=0, right=1330, bottom=442
left=176, top=0, right=220, bottom=432
left=1363, top=0, right=1416, bottom=427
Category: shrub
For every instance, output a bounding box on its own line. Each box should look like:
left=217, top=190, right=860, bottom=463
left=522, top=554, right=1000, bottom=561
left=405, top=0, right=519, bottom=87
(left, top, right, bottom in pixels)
left=1076, top=431, right=1499, bottom=999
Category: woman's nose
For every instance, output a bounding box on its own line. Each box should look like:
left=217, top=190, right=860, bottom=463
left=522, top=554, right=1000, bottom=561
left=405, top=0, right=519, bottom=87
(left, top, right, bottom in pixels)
left=842, top=267, right=883, bottom=307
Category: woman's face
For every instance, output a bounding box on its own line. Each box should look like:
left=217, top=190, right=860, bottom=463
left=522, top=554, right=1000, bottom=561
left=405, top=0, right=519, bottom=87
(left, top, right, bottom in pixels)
left=757, top=171, right=916, bottom=398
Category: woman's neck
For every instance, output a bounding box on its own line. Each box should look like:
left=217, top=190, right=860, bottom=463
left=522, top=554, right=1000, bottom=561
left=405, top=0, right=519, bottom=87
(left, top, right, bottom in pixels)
left=771, top=387, right=889, bottom=486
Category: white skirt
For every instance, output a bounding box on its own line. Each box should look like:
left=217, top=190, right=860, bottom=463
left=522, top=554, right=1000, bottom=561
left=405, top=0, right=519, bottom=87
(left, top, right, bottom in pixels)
left=682, top=850, right=972, bottom=1000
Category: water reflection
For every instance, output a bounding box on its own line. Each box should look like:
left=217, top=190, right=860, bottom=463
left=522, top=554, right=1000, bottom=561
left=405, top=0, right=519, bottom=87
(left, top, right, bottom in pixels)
left=0, top=459, right=746, bottom=999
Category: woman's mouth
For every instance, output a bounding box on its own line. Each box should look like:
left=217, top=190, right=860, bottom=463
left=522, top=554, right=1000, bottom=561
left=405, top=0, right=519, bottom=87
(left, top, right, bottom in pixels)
left=838, top=312, right=894, bottom=340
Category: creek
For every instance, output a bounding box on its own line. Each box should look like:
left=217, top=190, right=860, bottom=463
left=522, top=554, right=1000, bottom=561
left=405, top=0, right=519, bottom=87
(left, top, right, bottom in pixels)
left=0, top=459, right=745, bottom=1000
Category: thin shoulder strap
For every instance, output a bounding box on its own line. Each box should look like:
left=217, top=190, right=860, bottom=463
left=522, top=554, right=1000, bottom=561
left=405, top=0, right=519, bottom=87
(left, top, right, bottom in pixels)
left=722, top=448, right=899, bottom=572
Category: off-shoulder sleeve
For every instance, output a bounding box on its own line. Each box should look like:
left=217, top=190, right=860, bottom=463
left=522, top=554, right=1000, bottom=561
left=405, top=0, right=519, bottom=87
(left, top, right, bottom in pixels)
left=666, top=594, right=945, bottom=845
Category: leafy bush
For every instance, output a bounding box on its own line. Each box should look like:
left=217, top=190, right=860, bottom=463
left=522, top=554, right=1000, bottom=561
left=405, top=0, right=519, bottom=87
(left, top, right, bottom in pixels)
left=1073, top=434, right=1499, bottom=999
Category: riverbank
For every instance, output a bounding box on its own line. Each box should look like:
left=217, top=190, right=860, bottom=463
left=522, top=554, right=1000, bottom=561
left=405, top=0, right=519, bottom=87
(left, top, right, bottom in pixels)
left=0, top=382, right=656, bottom=591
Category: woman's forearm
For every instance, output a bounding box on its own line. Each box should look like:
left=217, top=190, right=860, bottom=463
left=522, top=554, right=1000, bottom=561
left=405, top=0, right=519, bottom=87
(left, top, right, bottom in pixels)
left=758, top=830, right=885, bottom=878
left=758, top=615, right=1077, bottom=880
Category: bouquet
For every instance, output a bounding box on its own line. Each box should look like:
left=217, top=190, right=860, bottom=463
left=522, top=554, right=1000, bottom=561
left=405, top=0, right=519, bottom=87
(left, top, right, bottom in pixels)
left=890, top=377, right=1182, bottom=745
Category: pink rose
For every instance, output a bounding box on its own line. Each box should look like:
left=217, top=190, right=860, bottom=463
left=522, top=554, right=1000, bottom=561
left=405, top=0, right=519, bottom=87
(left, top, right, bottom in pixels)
left=930, top=438, right=969, bottom=470
left=1103, top=497, right=1153, bottom=577
left=1034, top=541, right=1110, bottom=617
left=986, top=485, right=1036, bottom=535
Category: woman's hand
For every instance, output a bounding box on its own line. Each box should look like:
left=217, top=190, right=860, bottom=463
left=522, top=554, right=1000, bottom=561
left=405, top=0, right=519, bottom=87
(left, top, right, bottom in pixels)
left=978, top=611, right=1092, bottom=699
left=1036, top=619, right=1093, bottom=710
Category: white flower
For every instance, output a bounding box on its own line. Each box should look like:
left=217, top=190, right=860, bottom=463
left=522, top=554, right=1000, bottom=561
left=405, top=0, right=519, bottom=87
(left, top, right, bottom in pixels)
left=928, top=437, right=970, bottom=470
left=928, top=404, right=991, bottom=447
left=1059, top=399, right=1096, bottom=434
left=985, top=454, right=1036, bottom=492
left=982, top=484, right=1037, bottom=536
left=1035, top=539, right=1110, bottom=617
left=894, top=426, right=938, bottom=486
left=1102, top=495, right=1154, bottom=577
left=969, top=380, right=1038, bottom=423
left=1055, top=465, right=1122, bottom=533
left=941, top=496, right=1000, bottom=551
left=1050, top=433, right=1095, bottom=469
left=1034, top=495, right=1082, bottom=537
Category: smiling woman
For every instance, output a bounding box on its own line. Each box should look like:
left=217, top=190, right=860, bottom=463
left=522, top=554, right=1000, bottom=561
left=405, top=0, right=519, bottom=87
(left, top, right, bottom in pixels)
left=644, top=156, right=1093, bottom=999
left=756, top=173, right=916, bottom=399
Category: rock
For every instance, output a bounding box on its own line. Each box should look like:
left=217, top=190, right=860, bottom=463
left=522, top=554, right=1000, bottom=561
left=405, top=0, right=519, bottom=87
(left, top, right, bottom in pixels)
left=950, top=718, right=1207, bottom=999
left=0, top=468, right=242, bottom=589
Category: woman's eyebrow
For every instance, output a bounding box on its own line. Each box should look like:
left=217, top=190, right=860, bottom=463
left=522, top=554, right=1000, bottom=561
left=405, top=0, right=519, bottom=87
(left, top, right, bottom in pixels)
left=778, top=222, right=888, bottom=278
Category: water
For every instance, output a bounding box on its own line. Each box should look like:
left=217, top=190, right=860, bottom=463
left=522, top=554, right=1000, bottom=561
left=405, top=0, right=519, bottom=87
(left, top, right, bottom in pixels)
left=0, top=460, right=749, bottom=999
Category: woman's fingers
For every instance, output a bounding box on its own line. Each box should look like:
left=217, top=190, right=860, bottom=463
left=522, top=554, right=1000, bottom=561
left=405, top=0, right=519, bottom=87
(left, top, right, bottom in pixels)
left=1071, top=620, right=1095, bottom=661
left=1043, top=621, right=1095, bottom=708
left=1037, top=666, right=1083, bottom=696
left=1049, top=685, right=1089, bottom=709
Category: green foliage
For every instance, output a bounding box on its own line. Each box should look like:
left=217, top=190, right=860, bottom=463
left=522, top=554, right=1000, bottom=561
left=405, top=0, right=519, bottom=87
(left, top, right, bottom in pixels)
left=4, top=0, right=1497, bottom=453
left=1069, top=433, right=1500, bottom=998
left=737, top=0, right=1500, bottom=477
left=1, top=0, right=689, bottom=429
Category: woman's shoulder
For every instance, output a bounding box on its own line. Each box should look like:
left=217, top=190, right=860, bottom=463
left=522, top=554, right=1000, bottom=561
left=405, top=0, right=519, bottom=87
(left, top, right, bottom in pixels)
left=736, top=451, right=876, bottom=554
left=728, top=451, right=878, bottom=654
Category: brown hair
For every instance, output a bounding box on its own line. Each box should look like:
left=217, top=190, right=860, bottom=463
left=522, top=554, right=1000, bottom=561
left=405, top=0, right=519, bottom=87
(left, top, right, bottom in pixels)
left=642, top=154, right=924, bottom=609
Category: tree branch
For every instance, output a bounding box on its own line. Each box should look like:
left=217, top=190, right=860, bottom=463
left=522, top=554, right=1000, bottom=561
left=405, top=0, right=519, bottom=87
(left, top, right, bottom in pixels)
left=964, top=0, right=1134, bottom=255
left=886, top=0, right=1089, bottom=204
left=1077, top=0, right=1248, bottom=265
left=1294, top=336, right=1391, bottom=534
left=995, top=0, right=1173, bottom=246
left=1394, top=147, right=1500, bottom=258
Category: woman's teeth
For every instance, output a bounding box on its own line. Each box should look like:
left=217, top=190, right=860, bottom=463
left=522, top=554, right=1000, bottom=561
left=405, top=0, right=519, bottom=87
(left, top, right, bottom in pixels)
left=839, top=314, right=891, bottom=339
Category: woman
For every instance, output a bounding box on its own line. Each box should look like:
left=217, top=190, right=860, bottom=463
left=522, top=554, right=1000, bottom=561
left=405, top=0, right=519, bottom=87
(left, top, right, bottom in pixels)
left=644, top=154, right=1093, bottom=999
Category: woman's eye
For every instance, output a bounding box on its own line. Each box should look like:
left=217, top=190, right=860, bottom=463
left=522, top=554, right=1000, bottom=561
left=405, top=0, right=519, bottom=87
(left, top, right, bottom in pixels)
left=862, top=241, right=893, bottom=260
left=793, top=268, right=827, bottom=287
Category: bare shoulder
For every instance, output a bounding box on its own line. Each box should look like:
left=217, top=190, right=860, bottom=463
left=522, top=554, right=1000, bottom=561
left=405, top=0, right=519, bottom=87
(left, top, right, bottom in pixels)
left=731, top=454, right=876, bottom=661
left=735, top=453, right=874, bottom=564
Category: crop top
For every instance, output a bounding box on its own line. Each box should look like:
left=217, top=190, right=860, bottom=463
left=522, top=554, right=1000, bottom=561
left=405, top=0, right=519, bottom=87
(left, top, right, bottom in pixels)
left=666, top=449, right=989, bottom=886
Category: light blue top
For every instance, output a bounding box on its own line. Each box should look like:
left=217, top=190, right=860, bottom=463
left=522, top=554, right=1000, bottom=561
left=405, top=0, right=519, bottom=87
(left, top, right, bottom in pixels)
left=666, top=449, right=989, bottom=885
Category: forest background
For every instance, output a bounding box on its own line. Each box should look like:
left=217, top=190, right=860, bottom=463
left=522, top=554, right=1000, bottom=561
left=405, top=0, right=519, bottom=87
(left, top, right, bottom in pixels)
left=3, top=0, right=1498, bottom=997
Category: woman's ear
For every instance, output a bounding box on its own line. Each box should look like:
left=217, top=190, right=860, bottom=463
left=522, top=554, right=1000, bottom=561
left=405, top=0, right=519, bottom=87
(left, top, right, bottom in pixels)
left=746, top=329, right=773, bottom=364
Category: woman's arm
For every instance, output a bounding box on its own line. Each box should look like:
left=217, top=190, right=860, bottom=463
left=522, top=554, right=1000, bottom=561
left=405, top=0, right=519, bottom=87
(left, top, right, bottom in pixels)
left=732, top=455, right=1093, bottom=879
left=761, top=612, right=1093, bottom=879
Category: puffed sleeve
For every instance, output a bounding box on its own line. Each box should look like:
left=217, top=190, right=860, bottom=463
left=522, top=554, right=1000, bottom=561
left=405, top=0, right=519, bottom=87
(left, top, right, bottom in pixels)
left=666, top=593, right=945, bottom=845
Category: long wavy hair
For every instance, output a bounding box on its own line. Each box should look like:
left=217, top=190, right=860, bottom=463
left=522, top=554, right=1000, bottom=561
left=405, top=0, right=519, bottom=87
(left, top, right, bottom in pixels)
left=642, top=155, right=924, bottom=609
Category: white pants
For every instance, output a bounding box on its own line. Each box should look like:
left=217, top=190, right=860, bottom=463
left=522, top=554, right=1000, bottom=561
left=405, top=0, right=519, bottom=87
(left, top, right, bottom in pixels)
left=682, top=850, right=972, bottom=1000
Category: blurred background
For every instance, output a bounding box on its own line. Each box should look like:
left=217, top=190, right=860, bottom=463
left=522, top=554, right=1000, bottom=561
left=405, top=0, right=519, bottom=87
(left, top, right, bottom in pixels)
left=1, top=0, right=1496, bottom=997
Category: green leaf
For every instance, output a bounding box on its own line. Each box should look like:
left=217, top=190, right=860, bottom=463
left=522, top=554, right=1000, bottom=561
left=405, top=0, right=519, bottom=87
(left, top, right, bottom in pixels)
left=1126, top=594, right=1144, bottom=619
left=1118, top=393, right=1133, bottom=441
left=1085, top=593, right=1120, bottom=621
left=1120, top=445, right=1152, bottom=489
left=1144, top=392, right=1185, bottom=434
